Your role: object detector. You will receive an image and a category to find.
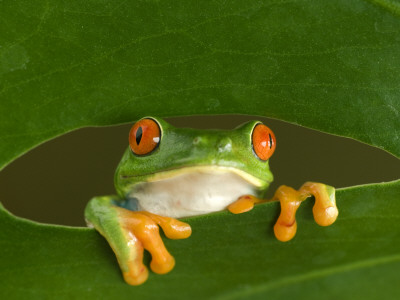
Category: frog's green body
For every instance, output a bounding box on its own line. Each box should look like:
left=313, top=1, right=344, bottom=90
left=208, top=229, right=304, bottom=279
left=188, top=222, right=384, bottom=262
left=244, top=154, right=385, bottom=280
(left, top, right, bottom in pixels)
left=85, top=117, right=338, bottom=286
left=114, top=118, right=272, bottom=218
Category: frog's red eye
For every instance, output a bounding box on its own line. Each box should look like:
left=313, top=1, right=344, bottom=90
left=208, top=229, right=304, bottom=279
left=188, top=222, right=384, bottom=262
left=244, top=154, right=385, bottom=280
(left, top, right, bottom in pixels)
left=129, top=118, right=161, bottom=155
left=252, top=123, right=276, bottom=161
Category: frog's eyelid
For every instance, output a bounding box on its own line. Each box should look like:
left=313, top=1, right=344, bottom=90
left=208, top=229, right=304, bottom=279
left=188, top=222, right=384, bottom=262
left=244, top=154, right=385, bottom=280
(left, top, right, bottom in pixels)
left=148, top=117, right=163, bottom=145
left=143, top=117, right=163, bottom=141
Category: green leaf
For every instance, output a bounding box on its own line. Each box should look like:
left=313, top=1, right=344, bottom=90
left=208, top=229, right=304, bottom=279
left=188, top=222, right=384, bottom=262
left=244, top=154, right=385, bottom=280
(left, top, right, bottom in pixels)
left=1, top=0, right=400, bottom=172
left=1, top=1, right=400, bottom=299
left=0, top=180, right=399, bottom=299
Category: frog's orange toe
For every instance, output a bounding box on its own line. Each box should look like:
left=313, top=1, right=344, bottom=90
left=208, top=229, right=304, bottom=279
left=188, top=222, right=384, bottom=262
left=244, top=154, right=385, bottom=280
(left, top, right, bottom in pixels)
left=313, top=205, right=338, bottom=226
left=123, top=265, right=149, bottom=286
left=164, top=220, right=192, bottom=240
left=140, top=211, right=192, bottom=240
left=150, top=255, right=175, bottom=274
left=274, top=221, right=297, bottom=242
left=228, top=195, right=262, bottom=214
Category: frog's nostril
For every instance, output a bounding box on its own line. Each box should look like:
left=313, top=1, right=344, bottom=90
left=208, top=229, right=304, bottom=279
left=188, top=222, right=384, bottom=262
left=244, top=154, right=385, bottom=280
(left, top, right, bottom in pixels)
left=193, top=136, right=202, bottom=145
left=218, top=137, right=232, bottom=152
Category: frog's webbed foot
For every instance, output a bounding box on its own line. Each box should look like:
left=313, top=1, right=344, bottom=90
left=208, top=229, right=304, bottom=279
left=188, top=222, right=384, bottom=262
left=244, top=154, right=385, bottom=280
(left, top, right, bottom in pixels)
left=228, top=182, right=338, bottom=242
left=85, top=196, right=191, bottom=285
left=117, top=209, right=191, bottom=284
left=273, top=182, right=338, bottom=241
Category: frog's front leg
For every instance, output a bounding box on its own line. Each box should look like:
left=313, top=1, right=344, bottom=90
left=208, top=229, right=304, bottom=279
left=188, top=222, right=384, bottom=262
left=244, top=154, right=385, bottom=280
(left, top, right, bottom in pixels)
left=85, top=196, right=191, bottom=285
left=228, top=182, right=338, bottom=242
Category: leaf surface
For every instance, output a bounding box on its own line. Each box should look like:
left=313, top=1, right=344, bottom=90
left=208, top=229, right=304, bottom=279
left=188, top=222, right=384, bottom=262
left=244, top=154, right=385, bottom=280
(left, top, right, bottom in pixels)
left=0, top=180, right=399, bottom=299
left=1, top=0, right=400, bottom=171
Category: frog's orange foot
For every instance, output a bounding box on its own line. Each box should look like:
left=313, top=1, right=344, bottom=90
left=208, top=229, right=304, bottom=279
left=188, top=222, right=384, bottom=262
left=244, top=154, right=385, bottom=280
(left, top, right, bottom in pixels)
left=274, top=219, right=298, bottom=242
left=123, top=269, right=149, bottom=286
left=273, top=182, right=338, bottom=242
left=228, top=195, right=264, bottom=214
left=140, top=211, right=192, bottom=240
left=305, top=183, right=338, bottom=227
left=115, top=208, right=191, bottom=285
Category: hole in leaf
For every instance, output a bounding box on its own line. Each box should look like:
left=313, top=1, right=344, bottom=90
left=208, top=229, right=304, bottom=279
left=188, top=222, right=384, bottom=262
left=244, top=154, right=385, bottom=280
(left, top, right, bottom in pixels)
left=0, top=115, right=398, bottom=226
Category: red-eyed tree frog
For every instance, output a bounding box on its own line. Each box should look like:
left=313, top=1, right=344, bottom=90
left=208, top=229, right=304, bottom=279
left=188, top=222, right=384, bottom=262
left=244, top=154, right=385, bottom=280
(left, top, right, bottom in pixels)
left=85, top=117, right=338, bottom=285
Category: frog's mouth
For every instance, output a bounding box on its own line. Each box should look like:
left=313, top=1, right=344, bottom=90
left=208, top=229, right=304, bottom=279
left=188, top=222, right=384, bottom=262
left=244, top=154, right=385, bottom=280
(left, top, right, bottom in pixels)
left=123, top=165, right=269, bottom=188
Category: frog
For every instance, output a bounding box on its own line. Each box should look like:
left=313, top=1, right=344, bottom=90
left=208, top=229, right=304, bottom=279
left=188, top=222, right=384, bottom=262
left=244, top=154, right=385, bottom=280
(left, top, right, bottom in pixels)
left=85, top=117, right=338, bottom=285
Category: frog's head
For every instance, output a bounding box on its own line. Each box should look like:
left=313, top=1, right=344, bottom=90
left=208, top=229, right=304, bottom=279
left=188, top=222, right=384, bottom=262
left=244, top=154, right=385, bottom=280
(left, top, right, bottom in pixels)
left=115, top=117, right=276, bottom=205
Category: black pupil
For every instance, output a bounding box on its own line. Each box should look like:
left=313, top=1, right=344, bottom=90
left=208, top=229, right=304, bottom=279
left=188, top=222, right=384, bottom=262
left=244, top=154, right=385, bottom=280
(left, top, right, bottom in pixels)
left=136, top=126, right=143, bottom=145
left=268, top=133, right=273, bottom=149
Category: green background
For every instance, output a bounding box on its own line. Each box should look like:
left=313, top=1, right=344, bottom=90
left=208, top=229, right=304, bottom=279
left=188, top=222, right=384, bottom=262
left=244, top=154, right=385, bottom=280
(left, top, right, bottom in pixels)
left=1, top=0, right=400, bottom=298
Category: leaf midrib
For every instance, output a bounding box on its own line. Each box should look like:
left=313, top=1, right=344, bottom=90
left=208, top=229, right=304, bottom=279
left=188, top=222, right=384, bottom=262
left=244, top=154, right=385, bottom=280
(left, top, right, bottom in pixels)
left=216, top=252, right=400, bottom=299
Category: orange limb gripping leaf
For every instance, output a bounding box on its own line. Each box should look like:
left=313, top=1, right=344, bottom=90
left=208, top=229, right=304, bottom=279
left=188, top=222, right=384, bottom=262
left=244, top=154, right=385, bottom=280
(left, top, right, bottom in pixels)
left=115, top=208, right=191, bottom=285
left=228, top=182, right=338, bottom=242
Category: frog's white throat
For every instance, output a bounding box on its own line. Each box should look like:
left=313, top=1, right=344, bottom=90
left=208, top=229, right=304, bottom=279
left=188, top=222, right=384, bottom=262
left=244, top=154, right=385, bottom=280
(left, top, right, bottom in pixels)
left=129, top=167, right=263, bottom=218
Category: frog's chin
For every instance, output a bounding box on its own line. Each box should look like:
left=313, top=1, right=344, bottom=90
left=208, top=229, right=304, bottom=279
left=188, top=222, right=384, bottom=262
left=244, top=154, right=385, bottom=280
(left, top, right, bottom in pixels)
left=128, top=166, right=269, bottom=218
